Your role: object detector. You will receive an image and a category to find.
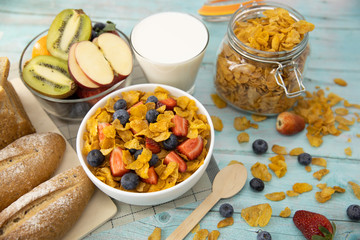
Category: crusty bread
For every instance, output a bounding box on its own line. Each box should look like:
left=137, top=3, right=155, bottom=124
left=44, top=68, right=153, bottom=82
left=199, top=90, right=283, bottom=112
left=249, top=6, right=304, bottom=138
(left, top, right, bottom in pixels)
left=0, top=132, right=66, bottom=212
left=0, top=57, right=35, bottom=149
left=0, top=166, right=95, bottom=240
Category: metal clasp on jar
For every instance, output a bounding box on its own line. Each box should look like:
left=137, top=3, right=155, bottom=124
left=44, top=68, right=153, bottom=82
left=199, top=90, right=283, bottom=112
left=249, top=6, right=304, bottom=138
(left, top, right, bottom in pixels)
left=274, top=61, right=306, bottom=98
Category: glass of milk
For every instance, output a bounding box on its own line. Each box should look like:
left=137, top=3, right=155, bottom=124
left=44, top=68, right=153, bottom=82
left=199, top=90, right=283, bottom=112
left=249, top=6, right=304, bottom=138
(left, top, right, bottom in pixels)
left=130, top=12, right=209, bottom=94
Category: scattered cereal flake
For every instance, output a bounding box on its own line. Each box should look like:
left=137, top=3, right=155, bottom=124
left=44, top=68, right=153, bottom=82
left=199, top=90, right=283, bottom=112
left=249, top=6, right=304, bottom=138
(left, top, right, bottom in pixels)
left=272, top=144, right=287, bottom=155
left=344, top=100, right=360, bottom=109
left=217, top=217, right=234, bottom=228
left=234, top=116, right=251, bottom=131
left=208, top=230, right=220, bottom=240
left=347, top=138, right=352, bottom=143
left=345, top=147, right=352, bottom=156
left=311, top=157, right=327, bottom=167
left=268, top=160, right=287, bottom=178
left=293, top=183, right=313, bottom=194
left=228, top=160, right=244, bottom=166
left=268, top=155, right=285, bottom=162
left=211, top=116, right=223, bottom=131
left=357, top=134, right=360, bottom=138
left=356, top=113, right=360, bottom=122
left=191, top=223, right=201, bottom=233
left=334, top=107, right=349, bottom=116
left=279, top=207, right=291, bottom=218
left=265, top=191, right=286, bottom=201
left=320, top=187, right=335, bottom=199
left=305, top=166, right=312, bottom=172
left=333, top=186, right=346, bottom=193
left=315, top=191, right=332, bottom=203
left=316, top=183, right=327, bottom=190
left=237, top=132, right=250, bottom=143
left=348, top=181, right=360, bottom=199
left=251, top=114, right=267, bottom=122
left=211, top=94, right=227, bottom=109
left=286, top=190, right=299, bottom=197
left=251, top=162, right=272, bottom=182
left=333, top=78, right=347, bottom=87
left=313, top=169, right=330, bottom=181
left=193, top=229, right=209, bottom=240
left=241, top=203, right=272, bottom=227
left=335, top=115, right=355, bottom=126
left=148, top=227, right=161, bottom=240
left=289, top=147, right=304, bottom=156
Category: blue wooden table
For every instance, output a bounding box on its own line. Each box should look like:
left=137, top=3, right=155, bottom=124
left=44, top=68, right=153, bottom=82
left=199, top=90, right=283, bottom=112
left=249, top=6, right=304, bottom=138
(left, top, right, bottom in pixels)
left=1, top=0, right=360, bottom=239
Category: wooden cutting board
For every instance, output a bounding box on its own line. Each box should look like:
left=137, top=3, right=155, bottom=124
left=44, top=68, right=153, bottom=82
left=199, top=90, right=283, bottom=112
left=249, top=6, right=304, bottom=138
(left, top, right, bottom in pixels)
left=11, top=77, right=117, bottom=240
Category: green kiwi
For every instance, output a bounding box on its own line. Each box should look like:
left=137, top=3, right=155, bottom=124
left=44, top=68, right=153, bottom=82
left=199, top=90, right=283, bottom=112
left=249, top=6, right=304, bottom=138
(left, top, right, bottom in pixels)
left=22, top=55, right=77, bottom=99
left=47, top=9, right=92, bottom=61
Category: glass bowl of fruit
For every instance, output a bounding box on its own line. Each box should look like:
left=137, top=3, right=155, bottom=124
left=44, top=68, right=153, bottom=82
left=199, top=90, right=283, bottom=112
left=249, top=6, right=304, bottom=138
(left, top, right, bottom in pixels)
left=19, top=9, right=134, bottom=121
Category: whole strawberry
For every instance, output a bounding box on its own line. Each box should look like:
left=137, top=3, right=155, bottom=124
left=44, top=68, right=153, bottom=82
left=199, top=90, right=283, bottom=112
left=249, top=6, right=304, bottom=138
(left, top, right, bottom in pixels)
left=293, top=210, right=336, bottom=240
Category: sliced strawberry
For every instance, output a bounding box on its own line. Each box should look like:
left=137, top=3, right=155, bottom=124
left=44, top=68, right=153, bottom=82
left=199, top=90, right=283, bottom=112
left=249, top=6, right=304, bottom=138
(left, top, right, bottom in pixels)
left=109, top=147, right=130, bottom=177
left=98, top=122, right=111, bottom=142
left=142, top=166, right=158, bottom=185
left=127, top=101, right=144, bottom=113
left=164, top=151, right=187, bottom=173
left=171, top=115, right=189, bottom=137
left=145, top=137, right=161, bottom=154
left=159, top=98, right=177, bottom=110
left=177, top=136, right=204, bottom=160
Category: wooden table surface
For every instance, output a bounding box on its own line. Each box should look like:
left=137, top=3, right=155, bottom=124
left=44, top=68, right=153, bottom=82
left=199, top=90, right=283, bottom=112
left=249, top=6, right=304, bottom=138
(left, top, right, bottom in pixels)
left=1, top=0, right=360, bottom=239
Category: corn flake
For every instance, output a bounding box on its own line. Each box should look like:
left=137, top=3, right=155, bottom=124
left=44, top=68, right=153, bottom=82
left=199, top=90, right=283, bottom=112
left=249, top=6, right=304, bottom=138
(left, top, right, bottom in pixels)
left=211, top=93, right=227, bottom=109
left=317, top=183, right=327, bottom=190
left=293, top=183, right=313, bottom=194
left=305, top=166, right=312, bottom=172
left=345, top=147, right=352, bottom=156
left=311, top=157, right=327, bottom=167
left=211, top=116, right=223, bottom=131
left=191, top=224, right=201, bottom=234
left=279, top=207, right=291, bottom=218
left=237, top=132, right=250, bottom=143
left=335, top=107, right=349, bottom=116
left=251, top=114, right=267, bottom=122
left=286, top=190, right=299, bottom=197
left=289, top=147, right=304, bottom=156
left=241, top=203, right=272, bottom=227
left=193, top=229, right=209, bottom=240
left=349, top=181, right=360, bottom=199
left=208, top=230, right=220, bottom=240
left=265, top=192, right=286, bottom=201
left=251, top=162, right=272, bottom=182
left=333, top=186, right=346, bottom=193
left=217, top=217, right=234, bottom=228
left=333, top=78, right=347, bottom=87
left=148, top=227, right=161, bottom=240
left=313, top=169, right=330, bottom=181
left=234, top=116, right=251, bottom=131
left=272, top=145, right=287, bottom=155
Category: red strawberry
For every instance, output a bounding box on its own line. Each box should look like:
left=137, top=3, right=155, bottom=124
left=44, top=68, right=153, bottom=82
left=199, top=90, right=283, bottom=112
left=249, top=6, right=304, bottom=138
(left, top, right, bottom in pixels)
left=109, top=147, right=130, bottom=177
left=127, top=101, right=144, bottom=113
left=177, top=136, right=203, bottom=160
left=164, top=151, right=187, bottom=173
left=171, top=115, right=189, bottom=137
left=142, top=166, right=158, bottom=185
left=76, top=87, right=109, bottom=105
left=159, top=98, right=177, bottom=110
left=276, top=112, right=305, bottom=135
left=145, top=137, right=161, bottom=154
left=98, top=122, right=111, bottom=142
left=293, top=210, right=336, bottom=240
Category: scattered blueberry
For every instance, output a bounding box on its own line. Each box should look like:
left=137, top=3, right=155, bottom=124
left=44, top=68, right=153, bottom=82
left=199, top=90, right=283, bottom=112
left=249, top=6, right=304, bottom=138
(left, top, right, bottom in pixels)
left=219, top=203, right=234, bottom=218
left=252, top=139, right=268, bottom=154
left=114, top=99, right=127, bottom=111
left=249, top=178, right=265, bottom=192
left=113, top=109, right=130, bottom=125
left=347, top=204, right=360, bottom=220
left=128, top=148, right=137, bottom=155
left=149, top=154, right=159, bottom=167
left=93, top=22, right=106, bottom=31
left=134, top=149, right=143, bottom=160
left=91, top=30, right=98, bottom=41
left=257, top=230, right=272, bottom=240
left=146, top=109, right=159, bottom=123
left=297, top=153, right=312, bottom=166
left=121, top=172, right=139, bottom=190
left=87, top=149, right=105, bottom=167
left=163, top=134, right=178, bottom=150
left=146, top=95, right=158, bottom=104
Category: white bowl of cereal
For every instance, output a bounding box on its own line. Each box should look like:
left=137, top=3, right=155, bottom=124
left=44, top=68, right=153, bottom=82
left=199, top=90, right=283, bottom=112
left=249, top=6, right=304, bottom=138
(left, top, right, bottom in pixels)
left=76, top=83, right=214, bottom=205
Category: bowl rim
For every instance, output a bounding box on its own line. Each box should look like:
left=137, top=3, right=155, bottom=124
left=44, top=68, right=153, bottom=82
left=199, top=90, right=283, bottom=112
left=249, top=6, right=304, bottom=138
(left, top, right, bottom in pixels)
left=76, top=83, right=215, bottom=198
left=18, top=26, right=133, bottom=103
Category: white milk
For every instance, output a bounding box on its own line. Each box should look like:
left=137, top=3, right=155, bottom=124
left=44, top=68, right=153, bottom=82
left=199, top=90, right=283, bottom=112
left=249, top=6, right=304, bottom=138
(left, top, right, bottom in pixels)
left=130, top=12, right=209, bottom=94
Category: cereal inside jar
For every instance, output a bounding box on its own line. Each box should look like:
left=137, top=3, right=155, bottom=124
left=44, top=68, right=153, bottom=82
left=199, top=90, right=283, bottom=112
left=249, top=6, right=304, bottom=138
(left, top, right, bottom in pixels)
left=215, top=2, right=315, bottom=115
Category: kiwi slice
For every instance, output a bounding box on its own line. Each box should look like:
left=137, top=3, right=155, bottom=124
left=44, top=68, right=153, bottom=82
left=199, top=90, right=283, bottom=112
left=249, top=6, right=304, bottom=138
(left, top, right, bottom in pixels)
left=22, top=55, right=77, bottom=99
left=47, top=9, right=92, bottom=60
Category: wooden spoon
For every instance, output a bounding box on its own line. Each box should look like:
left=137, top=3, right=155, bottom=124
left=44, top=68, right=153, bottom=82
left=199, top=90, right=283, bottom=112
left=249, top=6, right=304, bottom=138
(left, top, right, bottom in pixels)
left=166, top=163, right=247, bottom=240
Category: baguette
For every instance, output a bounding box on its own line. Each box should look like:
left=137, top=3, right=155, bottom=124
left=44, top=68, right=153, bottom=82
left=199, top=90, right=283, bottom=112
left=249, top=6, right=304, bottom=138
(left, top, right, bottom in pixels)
left=0, top=132, right=66, bottom=211
left=0, top=166, right=95, bottom=240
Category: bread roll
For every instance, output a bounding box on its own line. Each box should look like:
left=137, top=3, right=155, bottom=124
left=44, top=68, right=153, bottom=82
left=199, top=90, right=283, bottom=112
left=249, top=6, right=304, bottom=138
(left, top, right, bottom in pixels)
left=0, top=166, right=95, bottom=240
left=0, top=132, right=66, bottom=211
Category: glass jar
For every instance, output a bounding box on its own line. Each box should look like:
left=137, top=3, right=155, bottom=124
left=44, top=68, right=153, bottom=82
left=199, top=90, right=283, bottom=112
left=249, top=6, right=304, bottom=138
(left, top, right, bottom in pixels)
left=215, top=1, right=311, bottom=115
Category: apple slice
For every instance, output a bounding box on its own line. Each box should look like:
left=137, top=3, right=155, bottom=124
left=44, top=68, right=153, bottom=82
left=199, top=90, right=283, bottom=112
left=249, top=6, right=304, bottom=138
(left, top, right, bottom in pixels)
left=68, top=42, right=100, bottom=89
left=96, top=33, right=133, bottom=82
left=75, top=41, right=114, bottom=87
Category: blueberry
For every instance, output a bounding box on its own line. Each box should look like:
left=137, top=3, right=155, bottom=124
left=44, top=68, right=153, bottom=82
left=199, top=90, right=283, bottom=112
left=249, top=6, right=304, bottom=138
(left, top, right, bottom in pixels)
left=297, top=153, right=312, bottom=166
left=219, top=203, right=234, bottom=218
left=252, top=139, right=268, bottom=154
left=163, top=134, right=178, bottom=150
left=249, top=178, right=265, bottom=192
left=120, top=172, right=139, bottom=190
left=113, top=109, right=129, bottom=125
left=114, top=99, right=127, bottom=111
left=347, top=204, right=360, bottom=220
left=146, top=109, right=159, bottom=123
left=146, top=95, right=158, bottom=104
left=93, top=22, right=106, bottom=31
left=91, top=30, right=98, bottom=41
left=128, top=148, right=137, bottom=155
left=149, top=154, right=159, bottom=167
left=134, top=149, right=143, bottom=160
left=257, top=230, right=272, bottom=240
left=87, top=149, right=105, bottom=167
